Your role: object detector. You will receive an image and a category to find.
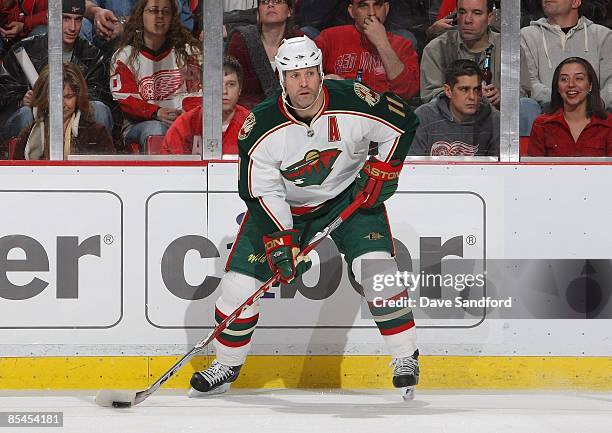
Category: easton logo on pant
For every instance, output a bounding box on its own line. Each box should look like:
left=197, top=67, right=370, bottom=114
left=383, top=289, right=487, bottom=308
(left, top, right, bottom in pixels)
left=281, top=148, right=341, bottom=187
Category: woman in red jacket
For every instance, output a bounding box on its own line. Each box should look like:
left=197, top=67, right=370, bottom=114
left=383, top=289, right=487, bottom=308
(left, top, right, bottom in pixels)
left=528, top=57, right=612, bottom=157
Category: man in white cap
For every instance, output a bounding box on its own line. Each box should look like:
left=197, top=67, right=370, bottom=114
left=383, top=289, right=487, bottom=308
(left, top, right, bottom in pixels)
left=190, top=36, right=421, bottom=400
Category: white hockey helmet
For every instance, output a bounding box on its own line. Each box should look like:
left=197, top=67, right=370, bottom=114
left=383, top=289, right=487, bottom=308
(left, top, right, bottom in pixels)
left=274, top=36, right=324, bottom=89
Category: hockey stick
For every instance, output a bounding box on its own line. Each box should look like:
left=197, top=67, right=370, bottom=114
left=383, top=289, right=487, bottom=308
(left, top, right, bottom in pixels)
left=95, top=191, right=368, bottom=408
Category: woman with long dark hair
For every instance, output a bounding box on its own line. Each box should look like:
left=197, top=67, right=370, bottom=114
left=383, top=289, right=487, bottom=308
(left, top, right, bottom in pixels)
left=13, top=62, right=114, bottom=159
left=110, top=0, right=202, bottom=151
left=528, top=57, right=612, bottom=156
left=226, top=0, right=302, bottom=108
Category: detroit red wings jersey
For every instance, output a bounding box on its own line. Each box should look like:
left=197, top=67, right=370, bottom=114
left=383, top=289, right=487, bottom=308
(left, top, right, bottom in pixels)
left=110, top=45, right=202, bottom=121
left=237, top=80, right=419, bottom=236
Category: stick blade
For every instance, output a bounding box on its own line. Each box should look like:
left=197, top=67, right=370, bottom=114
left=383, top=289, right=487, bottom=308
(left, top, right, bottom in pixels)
left=95, top=390, right=137, bottom=408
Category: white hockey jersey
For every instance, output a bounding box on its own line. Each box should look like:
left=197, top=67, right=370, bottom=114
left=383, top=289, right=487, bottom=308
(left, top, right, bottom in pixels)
left=237, top=79, right=419, bottom=235
left=110, top=44, right=202, bottom=121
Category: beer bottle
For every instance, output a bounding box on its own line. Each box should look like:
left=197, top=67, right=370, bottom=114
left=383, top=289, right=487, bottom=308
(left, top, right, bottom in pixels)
left=355, top=68, right=363, bottom=83
left=482, top=50, right=493, bottom=86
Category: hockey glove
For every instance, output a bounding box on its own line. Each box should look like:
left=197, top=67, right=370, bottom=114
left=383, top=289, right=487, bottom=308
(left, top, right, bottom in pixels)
left=263, top=229, right=312, bottom=284
left=353, top=157, right=403, bottom=208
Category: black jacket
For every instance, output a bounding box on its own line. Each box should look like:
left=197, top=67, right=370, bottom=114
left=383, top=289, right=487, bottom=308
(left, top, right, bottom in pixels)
left=0, top=34, right=112, bottom=110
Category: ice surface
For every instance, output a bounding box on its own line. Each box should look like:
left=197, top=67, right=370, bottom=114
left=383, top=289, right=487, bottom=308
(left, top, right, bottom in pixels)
left=0, top=389, right=610, bottom=433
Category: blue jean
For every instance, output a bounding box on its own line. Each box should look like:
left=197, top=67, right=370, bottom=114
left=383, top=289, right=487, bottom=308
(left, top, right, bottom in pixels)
left=123, top=120, right=168, bottom=152
left=519, top=97, right=543, bottom=137
left=90, top=101, right=113, bottom=132
left=0, top=25, right=47, bottom=60
left=2, top=106, right=34, bottom=141
left=2, top=101, right=113, bottom=141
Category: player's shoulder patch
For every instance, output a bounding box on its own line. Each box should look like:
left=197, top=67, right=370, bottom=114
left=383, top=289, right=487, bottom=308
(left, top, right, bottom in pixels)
left=353, top=82, right=380, bottom=107
left=238, top=112, right=256, bottom=141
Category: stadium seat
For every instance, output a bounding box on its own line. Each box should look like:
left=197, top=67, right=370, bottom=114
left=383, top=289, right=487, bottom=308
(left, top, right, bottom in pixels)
left=145, top=135, right=166, bottom=154
left=519, top=136, right=530, bottom=156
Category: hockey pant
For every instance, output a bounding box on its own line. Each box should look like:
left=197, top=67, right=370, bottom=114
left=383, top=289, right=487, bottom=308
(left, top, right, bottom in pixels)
left=213, top=251, right=417, bottom=367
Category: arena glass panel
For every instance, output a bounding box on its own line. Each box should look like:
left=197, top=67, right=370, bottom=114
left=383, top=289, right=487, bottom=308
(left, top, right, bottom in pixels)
left=2, top=0, right=219, bottom=162
left=519, top=0, right=612, bottom=161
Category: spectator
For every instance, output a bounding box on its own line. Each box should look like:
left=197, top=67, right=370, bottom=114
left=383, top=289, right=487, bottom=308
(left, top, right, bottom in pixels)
left=409, top=59, right=499, bottom=156
left=522, top=0, right=612, bottom=28
left=426, top=0, right=456, bottom=39
left=226, top=0, right=301, bottom=109
left=298, top=0, right=420, bottom=50
left=84, top=0, right=194, bottom=57
left=528, top=57, right=612, bottom=156
left=13, top=63, right=114, bottom=159
left=161, top=56, right=249, bottom=157
left=315, top=0, right=420, bottom=101
left=0, top=0, right=113, bottom=144
left=0, top=0, right=48, bottom=58
left=110, top=0, right=202, bottom=151
left=520, top=0, right=612, bottom=136
left=420, top=0, right=501, bottom=108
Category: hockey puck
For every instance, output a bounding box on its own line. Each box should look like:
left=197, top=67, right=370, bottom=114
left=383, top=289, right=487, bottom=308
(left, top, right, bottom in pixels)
left=112, top=401, right=132, bottom=408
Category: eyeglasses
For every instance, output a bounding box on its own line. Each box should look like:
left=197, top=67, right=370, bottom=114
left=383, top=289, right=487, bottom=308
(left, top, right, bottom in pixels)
left=144, top=7, right=172, bottom=17
left=259, top=0, right=286, bottom=6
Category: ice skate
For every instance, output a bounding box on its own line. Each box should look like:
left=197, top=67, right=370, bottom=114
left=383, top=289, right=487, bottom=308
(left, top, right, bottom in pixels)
left=188, top=360, right=242, bottom=398
left=391, top=349, right=419, bottom=401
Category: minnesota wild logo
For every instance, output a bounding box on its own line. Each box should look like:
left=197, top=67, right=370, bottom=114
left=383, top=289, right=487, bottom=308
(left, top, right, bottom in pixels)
left=238, top=112, right=256, bottom=140
left=354, top=82, right=380, bottom=107
left=281, top=148, right=341, bottom=187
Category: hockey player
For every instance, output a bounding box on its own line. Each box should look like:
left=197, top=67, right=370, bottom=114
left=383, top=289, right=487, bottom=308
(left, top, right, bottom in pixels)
left=190, top=36, right=420, bottom=399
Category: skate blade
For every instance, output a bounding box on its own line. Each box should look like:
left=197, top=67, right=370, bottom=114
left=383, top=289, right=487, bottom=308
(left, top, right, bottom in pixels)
left=188, top=383, right=230, bottom=398
left=400, top=386, right=415, bottom=401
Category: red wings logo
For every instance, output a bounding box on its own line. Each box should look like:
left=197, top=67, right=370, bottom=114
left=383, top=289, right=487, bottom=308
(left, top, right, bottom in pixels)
left=139, top=70, right=183, bottom=101
left=431, top=141, right=479, bottom=156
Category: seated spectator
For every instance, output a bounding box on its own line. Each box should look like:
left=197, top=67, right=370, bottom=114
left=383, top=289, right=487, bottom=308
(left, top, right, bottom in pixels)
left=13, top=63, right=114, bottom=159
left=161, top=56, right=249, bottom=157
left=520, top=0, right=612, bottom=136
left=528, top=57, right=612, bottom=156
left=0, top=0, right=19, bottom=58
left=409, top=59, right=499, bottom=156
left=84, top=0, right=194, bottom=57
left=0, top=0, right=113, bottom=145
left=426, top=0, right=456, bottom=39
left=421, top=0, right=501, bottom=108
left=523, top=0, right=612, bottom=28
left=0, top=0, right=48, bottom=58
left=226, top=0, right=301, bottom=109
left=110, top=0, right=202, bottom=151
left=315, top=0, right=419, bottom=101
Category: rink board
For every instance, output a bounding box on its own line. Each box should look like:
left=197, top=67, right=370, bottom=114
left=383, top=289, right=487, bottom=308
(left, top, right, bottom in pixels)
left=0, top=162, right=611, bottom=389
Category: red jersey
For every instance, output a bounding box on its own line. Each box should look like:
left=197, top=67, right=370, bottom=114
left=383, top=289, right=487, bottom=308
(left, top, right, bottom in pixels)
left=528, top=109, right=612, bottom=156
left=160, top=104, right=250, bottom=156
left=315, top=24, right=419, bottom=101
